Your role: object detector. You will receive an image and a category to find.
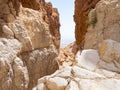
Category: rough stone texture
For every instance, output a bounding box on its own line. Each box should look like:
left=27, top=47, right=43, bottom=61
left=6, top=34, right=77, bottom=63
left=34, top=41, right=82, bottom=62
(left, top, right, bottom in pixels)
left=59, top=42, right=76, bottom=66
left=0, top=0, right=59, bottom=90
left=44, top=2, right=60, bottom=52
left=46, top=77, right=68, bottom=90
left=9, top=7, right=52, bottom=52
left=84, top=0, right=120, bottom=49
left=20, top=46, right=59, bottom=89
left=0, top=38, right=29, bottom=90
left=0, top=0, right=60, bottom=51
left=19, top=0, right=60, bottom=51
left=34, top=49, right=120, bottom=90
left=99, top=39, right=120, bottom=64
left=74, top=0, right=100, bottom=51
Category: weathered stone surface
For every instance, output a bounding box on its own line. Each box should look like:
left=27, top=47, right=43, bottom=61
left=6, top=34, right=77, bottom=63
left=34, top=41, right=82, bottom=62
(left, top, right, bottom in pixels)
left=76, top=49, right=120, bottom=73
left=46, top=77, right=68, bottom=90
left=12, top=57, right=29, bottom=90
left=44, top=2, right=60, bottom=51
left=59, top=42, right=76, bottom=66
left=99, top=39, right=120, bottom=63
left=2, top=25, right=14, bottom=37
left=0, top=0, right=60, bottom=90
left=74, top=0, right=100, bottom=51
left=9, top=7, right=52, bottom=52
left=20, top=46, right=59, bottom=89
left=0, top=38, right=28, bottom=90
left=76, top=49, right=100, bottom=71
left=34, top=49, right=120, bottom=90
left=66, top=80, right=79, bottom=90
left=84, top=0, right=120, bottom=49
left=19, top=0, right=60, bottom=51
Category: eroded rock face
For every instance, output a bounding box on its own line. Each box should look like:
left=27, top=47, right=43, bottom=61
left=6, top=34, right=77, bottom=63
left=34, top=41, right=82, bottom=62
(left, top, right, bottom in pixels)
left=0, top=0, right=59, bottom=90
left=33, top=0, right=120, bottom=90
left=84, top=0, right=120, bottom=49
left=74, top=0, right=100, bottom=51
left=18, top=0, right=61, bottom=51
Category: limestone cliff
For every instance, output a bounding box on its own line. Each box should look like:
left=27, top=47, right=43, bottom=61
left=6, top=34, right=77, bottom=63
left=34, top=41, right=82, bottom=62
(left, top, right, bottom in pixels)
left=74, top=0, right=100, bottom=51
left=0, top=0, right=60, bottom=90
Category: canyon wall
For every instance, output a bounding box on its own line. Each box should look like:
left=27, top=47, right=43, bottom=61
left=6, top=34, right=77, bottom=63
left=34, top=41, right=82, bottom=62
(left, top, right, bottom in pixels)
left=0, top=0, right=60, bottom=90
left=74, top=0, right=100, bottom=51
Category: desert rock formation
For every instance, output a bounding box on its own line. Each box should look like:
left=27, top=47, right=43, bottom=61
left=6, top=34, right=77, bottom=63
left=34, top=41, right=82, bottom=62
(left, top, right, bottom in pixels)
left=1, top=0, right=120, bottom=90
left=33, top=0, right=120, bottom=90
left=0, top=0, right=60, bottom=90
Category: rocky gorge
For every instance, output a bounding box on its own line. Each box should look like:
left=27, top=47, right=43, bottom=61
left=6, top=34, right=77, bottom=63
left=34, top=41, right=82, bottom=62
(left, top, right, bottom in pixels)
left=0, top=0, right=120, bottom=90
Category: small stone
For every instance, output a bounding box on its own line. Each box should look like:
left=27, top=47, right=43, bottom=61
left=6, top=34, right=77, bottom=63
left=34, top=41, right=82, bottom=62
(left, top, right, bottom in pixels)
left=46, top=77, right=68, bottom=90
left=2, top=25, right=14, bottom=36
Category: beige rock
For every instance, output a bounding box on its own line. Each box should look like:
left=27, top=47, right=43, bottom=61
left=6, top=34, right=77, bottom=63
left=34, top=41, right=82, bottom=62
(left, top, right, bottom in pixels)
left=2, top=25, right=14, bottom=37
left=72, top=66, right=104, bottom=79
left=12, top=57, right=29, bottom=90
left=84, top=0, right=120, bottom=49
left=9, top=7, right=52, bottom=52
left=2, top=4, right=10, bottom=14
left=20, top=46, right=59, bottom=89
left=76, top=49, right=100, bottom=71
left=34, top=83, right=48, bottom=90
left=99, top=39, right=120, bottom=63
left=76, top=49, right=120, bottom=73
left=46, top=77, right=68, bottom=90
left=0, top=0, right=60, bottom=90
left=0, top=0, right=8, bottom=4
left=66, top=80, right=79, bottom=90
left=0, top=38, right=27, bottom=90
left=79, top=79, right=120, bottom=90
left=33, top=63, right=120, bottom=90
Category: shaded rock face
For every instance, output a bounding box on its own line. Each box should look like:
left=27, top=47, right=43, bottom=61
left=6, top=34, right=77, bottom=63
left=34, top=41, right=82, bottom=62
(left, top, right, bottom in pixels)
left=0, top=0, right=59, bottom=90
left=74, top=0, right=100, bottom=51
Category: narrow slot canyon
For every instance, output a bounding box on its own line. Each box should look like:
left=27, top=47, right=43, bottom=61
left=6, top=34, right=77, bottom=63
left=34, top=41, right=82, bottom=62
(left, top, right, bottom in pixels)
left=0, top=0, right=120, bottom=90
